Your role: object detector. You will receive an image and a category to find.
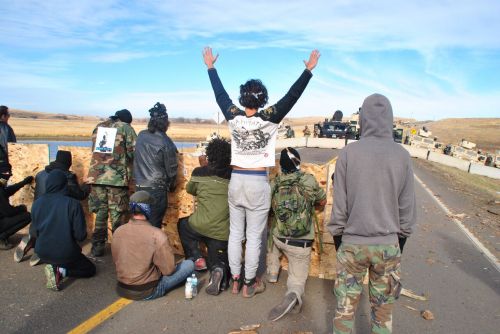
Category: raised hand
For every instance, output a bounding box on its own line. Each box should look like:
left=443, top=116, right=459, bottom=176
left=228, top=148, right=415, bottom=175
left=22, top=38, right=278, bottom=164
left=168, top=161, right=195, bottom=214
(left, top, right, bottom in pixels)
left=304, top=49, right=321, bottom=71
left=203, top=47, right=219, bottom=69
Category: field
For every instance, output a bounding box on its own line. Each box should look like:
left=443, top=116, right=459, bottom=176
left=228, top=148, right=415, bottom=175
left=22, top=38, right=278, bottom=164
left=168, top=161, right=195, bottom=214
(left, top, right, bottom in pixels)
left=423, top=118, right=500, bottom=152
left=10, top=118, right=230, bottom=141
left=8, top=109, right=500, bottom=152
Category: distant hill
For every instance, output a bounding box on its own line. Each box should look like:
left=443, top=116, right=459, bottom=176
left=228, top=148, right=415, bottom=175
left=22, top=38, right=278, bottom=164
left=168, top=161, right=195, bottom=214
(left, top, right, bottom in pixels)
left=10, top=109, right=101, bottom=121
left=423, top=118, right=500, bottom=152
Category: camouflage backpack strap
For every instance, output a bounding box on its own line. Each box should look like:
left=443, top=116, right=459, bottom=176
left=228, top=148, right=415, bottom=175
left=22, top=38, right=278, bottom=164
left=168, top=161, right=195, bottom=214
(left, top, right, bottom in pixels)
left=268, top=174, right=281, bottom=250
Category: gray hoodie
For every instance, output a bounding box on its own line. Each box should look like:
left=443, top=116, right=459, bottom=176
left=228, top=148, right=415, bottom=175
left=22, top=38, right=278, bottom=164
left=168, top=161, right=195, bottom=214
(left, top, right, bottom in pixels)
left=327, top=94, right=416, bottom=245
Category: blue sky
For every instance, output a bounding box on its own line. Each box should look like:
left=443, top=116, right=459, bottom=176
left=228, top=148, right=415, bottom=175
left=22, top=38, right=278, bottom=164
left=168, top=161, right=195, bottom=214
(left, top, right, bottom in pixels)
left=1, top=0, right=499, bottom=120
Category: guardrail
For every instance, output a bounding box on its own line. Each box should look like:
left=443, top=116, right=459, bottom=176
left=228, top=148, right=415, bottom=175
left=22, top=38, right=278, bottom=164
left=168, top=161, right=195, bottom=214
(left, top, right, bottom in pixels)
left=276, top=138, right=500, bottom=180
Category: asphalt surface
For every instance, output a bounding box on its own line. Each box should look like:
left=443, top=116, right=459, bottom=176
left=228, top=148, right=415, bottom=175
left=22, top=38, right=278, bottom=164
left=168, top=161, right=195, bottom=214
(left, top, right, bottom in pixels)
left=1, top=149, right=499, bottom=334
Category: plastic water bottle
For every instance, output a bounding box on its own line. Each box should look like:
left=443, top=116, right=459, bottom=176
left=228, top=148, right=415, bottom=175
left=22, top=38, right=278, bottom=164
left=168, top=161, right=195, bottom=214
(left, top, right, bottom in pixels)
left=185, top=277, right=193, bottom=299
left=191, top=274, right=198, bottom=297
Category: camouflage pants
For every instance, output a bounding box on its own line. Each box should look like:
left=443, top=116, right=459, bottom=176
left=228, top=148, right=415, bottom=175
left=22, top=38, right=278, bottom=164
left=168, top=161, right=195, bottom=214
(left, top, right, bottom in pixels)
left=88, top=185, right=129, bottom=243
left=333, top=244, right=402, bottom=334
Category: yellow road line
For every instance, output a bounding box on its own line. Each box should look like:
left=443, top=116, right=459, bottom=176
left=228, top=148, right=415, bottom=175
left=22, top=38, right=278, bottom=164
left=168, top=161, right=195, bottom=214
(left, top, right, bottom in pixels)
left=67, top=298, right=133, bottom=334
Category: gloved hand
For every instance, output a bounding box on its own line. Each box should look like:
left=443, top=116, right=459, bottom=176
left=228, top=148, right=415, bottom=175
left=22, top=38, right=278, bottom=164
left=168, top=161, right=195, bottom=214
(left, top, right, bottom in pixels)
left=398, top=237, right=407, bottom=253
left=334, top=235, right=342, bottom=251
left=23, top=176, right=34, bottom=185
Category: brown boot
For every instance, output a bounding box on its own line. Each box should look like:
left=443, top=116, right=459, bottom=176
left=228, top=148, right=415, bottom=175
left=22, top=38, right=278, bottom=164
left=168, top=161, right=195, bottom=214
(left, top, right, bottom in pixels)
left=242, top=277, right=266, bottom=298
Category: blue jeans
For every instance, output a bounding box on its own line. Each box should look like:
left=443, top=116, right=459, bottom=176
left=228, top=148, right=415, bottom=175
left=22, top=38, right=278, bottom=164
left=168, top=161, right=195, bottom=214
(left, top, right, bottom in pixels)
left=144, top=260, right=194, bottom=300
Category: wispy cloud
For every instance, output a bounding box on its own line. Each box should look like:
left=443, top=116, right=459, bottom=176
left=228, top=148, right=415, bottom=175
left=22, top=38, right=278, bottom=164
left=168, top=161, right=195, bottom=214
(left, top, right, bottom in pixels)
left=1, top=1, right=499, bottom=119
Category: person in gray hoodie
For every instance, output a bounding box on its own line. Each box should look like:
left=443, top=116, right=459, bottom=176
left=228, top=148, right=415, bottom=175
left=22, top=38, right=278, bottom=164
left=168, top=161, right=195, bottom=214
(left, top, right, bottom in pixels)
left=327, top=93, right=416, bottom=334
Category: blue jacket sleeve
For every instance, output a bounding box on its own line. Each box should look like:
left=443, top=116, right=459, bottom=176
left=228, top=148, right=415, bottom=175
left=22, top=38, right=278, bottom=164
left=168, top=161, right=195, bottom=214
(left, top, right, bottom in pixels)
left=208, top=68, right=236, bottom=121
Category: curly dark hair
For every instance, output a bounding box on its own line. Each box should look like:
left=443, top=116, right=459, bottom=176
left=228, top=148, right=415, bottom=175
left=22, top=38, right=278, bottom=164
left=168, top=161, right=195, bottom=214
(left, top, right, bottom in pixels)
left=147, top=117, right=170, bottom=133
left=238, top=79, right=268, bottom=109
left=205, top=137, right=231, bottom=169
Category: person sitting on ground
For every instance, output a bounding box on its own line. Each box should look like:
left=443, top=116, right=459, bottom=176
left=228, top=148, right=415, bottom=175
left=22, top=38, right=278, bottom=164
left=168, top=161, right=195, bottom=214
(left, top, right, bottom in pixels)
left=267, top=147, right=326, bottom=321
left=112, top=191, right=194, bottom=300
left=31, top=170, right=95, bottom=291
left=178, top=137, right=232, bottom=295
left=0, top=162, right=33, bottom=250
left=15, top=150, right=91, bottom=265
left=203, top=46, right=320, bottom=298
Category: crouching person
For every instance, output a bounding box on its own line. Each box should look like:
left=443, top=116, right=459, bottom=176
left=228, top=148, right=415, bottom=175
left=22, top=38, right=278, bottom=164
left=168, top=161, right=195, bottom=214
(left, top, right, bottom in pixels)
left=177, top=138, right=231, bottom=295
left=31, top=170, right=95, bottom=291
left=112, top=191, right=194, bottom=300
left=267, top=148, right=326, bottom=321
left=0, top=162, right=33, bottom=250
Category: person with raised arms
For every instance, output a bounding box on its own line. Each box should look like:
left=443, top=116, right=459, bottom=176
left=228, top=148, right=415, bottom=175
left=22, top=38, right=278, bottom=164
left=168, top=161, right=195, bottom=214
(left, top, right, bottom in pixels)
left=202, top=47, right=320, bottom=298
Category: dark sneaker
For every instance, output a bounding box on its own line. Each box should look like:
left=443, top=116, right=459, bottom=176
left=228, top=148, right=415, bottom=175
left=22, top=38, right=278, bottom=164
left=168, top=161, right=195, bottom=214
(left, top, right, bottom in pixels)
left=242, top=277, right=266, bottom=298
left=206, top=267, right=224, bottom=296
left=268, top=293, right=298, bottom=321
left=91, top=242, right=105, bottom=257
left=44, top=265, right=62, bottom=291
left=0, top=238, right=15, bottom=250
left=194, top=257, right=207, bottom=271
left=230, top=275, right=242, bottom=294
left=14, top=234, right=35, bottom=262
left=29, top=253, right=41, bottom=266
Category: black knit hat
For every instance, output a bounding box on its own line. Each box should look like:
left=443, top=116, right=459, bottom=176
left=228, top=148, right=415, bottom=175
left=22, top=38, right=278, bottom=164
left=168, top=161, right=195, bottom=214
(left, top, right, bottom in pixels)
left=149, top=102, right=168, bottom=119
left=279, top=147, right=301, bottom=173
left=110, top=109, right=132, bottom=124
left=55, top=150, right=72, bottom=169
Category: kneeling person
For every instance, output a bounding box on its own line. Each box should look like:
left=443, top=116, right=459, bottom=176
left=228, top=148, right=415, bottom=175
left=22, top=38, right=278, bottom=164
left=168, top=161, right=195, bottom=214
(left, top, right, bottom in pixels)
left=267, top=148, right=326, bottom=321
left=0, top=162, right=33, bottom=250
left=177, top=137, right=231, bottom=295
left=112, top=191, right=194, bottom=300
left=31, top=170, right=95, bottom=291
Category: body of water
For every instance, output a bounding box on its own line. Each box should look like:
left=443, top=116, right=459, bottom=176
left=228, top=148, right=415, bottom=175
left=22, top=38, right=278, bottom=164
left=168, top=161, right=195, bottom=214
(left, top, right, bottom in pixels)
left=19, top=140, right=197, bottom=161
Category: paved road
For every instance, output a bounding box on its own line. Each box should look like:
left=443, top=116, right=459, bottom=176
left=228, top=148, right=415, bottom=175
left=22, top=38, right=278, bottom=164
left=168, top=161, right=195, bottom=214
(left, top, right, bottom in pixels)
left=1, top=149, right=499, bottom=334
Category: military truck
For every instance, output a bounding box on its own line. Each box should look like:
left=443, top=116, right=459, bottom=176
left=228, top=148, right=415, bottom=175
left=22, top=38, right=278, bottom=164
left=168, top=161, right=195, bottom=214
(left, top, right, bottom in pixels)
left=316, top=110, right=359, bottom=140
left=444, top=139, right=484, bottom=163
left=408, top=127, right=442, bottom=150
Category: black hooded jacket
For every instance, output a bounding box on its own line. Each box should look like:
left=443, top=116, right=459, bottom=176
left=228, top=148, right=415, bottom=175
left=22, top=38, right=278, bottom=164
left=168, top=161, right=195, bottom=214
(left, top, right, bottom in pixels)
left=0, top=179, right=29, bottom=219
left=34, top=161, right=89, bottom=201
left=32, top=170, right=87, bottom=264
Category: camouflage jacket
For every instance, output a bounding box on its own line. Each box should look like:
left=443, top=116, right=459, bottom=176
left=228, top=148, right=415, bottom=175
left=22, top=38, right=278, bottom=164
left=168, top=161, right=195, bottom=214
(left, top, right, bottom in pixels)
left=87, top=119, right=137, bottom=187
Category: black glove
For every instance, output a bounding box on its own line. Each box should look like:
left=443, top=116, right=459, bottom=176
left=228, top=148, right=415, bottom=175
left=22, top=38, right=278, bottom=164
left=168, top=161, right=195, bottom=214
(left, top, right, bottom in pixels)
left=23, top=176, right=34, bottom=185
left=334, top=235, right=342, bottom=251
left=398, top=237, right=407, bottom=253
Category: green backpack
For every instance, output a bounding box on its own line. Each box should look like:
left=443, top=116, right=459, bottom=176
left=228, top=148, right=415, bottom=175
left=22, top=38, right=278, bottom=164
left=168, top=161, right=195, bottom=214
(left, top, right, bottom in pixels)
left=271, top=172, right=313, bottom=238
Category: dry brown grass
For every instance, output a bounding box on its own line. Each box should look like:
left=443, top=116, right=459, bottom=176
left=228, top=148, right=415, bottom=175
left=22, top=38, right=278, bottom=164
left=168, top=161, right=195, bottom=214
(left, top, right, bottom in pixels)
left=424, top=118, right=500, bottom=152
left=10, top=118, right=230, bottom=141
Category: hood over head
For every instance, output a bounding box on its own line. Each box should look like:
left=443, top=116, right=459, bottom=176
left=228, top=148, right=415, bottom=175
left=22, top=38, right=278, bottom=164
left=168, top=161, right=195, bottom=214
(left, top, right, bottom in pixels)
left=45, top=169, right=68, bottom=194
left=359, top=93, right=394, bottom=139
